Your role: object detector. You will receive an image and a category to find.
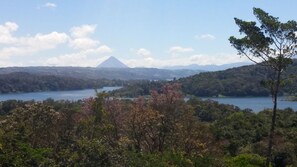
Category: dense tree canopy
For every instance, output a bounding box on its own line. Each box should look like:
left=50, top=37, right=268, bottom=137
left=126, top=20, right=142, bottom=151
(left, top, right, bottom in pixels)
left=0, top=72, right=124, bottom=94
left=1, top=84, right=297, bottom=166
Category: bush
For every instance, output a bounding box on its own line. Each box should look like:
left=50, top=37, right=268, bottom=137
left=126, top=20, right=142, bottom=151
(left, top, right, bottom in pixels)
left=225, top=154, right=265, bottom=167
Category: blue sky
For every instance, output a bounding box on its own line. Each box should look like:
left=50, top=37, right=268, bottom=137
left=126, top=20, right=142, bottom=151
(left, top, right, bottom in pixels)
left=0, top=0, right=296, bottom=67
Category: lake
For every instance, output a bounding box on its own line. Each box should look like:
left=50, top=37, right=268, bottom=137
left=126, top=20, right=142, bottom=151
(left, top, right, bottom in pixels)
left=203, top=97, right=297, bottom=112
left=0, top=87, right=121, bottom=102
left=0, top=88, right=296, bottom=112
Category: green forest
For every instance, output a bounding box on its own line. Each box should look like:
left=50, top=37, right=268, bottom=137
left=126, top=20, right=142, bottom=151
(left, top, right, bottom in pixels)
left=0, top=72, right=124, bottom=94
left=1, top=84, right=296, bottom=166
left=111, top=59, right=297, bottom=98
left=179, top=59, right=297, bottom=97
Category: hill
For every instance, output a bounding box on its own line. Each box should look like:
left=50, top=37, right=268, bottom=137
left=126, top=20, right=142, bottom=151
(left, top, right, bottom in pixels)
left=179, top=59, right=297, bottom=97
left=0, top=67, right=200, bottom=81
left=112, top=59, right=297, bottom=97
left=0, top=72, right=123, bottom=94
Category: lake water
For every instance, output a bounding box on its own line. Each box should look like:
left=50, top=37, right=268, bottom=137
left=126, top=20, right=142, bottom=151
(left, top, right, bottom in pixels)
left=203, top=97, right=297, bottom=112
left=0, top=87, right=122, bottom=102
left=0, top=88, right=296, bottom=112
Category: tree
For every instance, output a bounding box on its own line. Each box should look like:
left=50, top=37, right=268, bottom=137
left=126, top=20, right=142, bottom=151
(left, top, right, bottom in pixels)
left=0, top=103, right=61, bottom=166
left=229, top=8, right=297, bottom=166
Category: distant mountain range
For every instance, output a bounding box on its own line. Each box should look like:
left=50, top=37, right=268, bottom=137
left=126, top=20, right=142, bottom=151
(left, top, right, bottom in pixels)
left=0, top=66, right=201, bottom=81
left=2, top=56, right=294, bottom=96
left=97, top=56, right=252, bottom=71
left=0, top=56, right=255, bottom=82
left=0, top=56, right=204, bottom=81
left=112, top=59, right=297, bottom=97
left=164, top=62, right=252, bottom=71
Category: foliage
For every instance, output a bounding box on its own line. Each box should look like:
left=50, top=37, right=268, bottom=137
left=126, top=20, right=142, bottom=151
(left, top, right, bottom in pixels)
left=179, top=60, right=297, bottom=97
left=0, top=100, right=27, bottom=115
left=125, top=151, right=194, bottom=167
left=0, top=72, right=123, bottom=94
left=225, top=154, right=266, bottom=167
left=0, top=84, right=297, bottom=166
left=0, top=142, right=53, bottom=167
left=214, top=111, right=269, bottom=156
left=187, top=97, right=241, bottom=122
left=111, top=80, right=166, bottom=97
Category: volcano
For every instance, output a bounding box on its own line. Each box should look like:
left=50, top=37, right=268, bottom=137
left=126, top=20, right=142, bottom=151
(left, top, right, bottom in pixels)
left=97, top=56, right=129, bottom=68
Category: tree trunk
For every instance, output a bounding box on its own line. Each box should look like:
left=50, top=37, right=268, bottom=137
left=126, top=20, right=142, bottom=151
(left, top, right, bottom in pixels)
left=265, top=69, right=281, bottom=167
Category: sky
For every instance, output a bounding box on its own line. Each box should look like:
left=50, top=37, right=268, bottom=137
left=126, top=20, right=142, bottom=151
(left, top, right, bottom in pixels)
left=0, top=0, right=296, bottom=68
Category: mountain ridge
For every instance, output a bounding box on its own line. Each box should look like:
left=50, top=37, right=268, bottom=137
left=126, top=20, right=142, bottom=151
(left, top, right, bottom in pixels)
left=111, top=59, right=297, bottom=97
left=178, top=59, right=297, bottom=97
left=163, top=62, right=252, bottom=71
left=0, top=66, right=200, bottom=80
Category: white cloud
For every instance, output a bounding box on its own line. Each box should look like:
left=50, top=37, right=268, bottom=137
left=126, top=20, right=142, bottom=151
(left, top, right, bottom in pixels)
left=0, top=47, right=34, bottom=59
left=0, top=33, right=69, bottom=58
left=69, top=24, right=99, bottom=49
left=84, top=45, right=113, bottom=54
left=0, top=22, right=69, bottom=58
left=0, top=23, right=68, bottom=50
left=0, top=21, right=112, bottom=67
left=0, top=22, right=18, bottom=33
left=70, top=24, right=97, bottom=38
left=69, top=38, right=99, bottom=49
left=195, top=34, right=216, bottom=40
left=169, top=46, right=194, bottom=54
left=135, top=48, right=152, bottom=58
left=45, top=2, right=57, bottom=8
left=45, top=45, right=113, bottom=66
left=19, top=32, right=69, bottom=49
left=0, top=22, right=18, bottom=44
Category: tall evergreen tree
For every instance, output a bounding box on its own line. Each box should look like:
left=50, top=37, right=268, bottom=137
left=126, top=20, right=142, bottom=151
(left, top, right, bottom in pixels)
left=229, top=8, right=297, bottom=166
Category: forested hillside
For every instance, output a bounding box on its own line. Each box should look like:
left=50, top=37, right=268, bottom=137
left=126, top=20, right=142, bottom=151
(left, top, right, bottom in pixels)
left=112, top=59, right=297, bottom=97
left=0, top=67, right=200, bottom=80
left=180, top=59, right=297, bottom=97
left=0, top=72, right=123, bottom=94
